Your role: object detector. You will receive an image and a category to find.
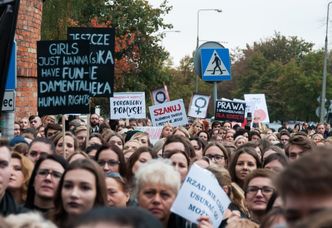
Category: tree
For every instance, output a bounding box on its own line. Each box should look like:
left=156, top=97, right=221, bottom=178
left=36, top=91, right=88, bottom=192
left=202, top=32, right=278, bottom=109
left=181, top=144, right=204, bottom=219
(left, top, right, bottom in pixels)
left=229, top=33, right=328, bottom=121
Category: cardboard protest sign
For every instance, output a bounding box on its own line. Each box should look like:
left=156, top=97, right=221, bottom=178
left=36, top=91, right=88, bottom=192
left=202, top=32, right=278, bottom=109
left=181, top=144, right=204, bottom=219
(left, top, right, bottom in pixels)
left=135, top=126, right=163, bottom=145
left=244, top=94, right=270, bottom=123
left=171, top=164, right=230, bottom=228
left=37, top=40, right=91, bottom=115
left=68, top=27, right=114, bottom=97
left=188, top=94, right=210, bottom=118
left=110, top=92, right=146, bottom=119
left=151, top=85, right=170, bottom=105
left=215, top=100, right=246, bottom=122
left=149, top=99, right=188, bottom=127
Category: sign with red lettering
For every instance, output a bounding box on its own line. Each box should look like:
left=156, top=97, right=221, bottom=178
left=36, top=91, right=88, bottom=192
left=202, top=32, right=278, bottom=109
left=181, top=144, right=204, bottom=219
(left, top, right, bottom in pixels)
left=149, top=99, right=188, bottom=127
left=215, top=100, right=246, bottom=122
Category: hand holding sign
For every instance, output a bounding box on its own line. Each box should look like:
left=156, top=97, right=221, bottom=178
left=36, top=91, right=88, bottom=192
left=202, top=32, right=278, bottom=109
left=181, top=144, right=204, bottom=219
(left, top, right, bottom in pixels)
left=171, top=164, right=230, bottom=228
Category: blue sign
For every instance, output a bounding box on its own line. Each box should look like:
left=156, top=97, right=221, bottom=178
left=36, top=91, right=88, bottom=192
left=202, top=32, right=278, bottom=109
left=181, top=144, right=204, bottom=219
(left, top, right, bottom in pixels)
left=5, top=41, right=16, bottom=90
left=201, top=48, right=231, bottom=81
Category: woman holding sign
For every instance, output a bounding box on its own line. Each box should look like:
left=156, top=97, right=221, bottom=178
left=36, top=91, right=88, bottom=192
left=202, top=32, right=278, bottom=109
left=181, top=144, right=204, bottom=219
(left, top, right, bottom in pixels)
left=134, top=159, right=213, bottom=228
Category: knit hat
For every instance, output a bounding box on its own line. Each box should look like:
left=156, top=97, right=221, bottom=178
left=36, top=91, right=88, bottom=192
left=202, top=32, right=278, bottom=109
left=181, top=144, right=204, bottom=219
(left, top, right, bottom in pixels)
left=9, top=136, right=28, bottom=147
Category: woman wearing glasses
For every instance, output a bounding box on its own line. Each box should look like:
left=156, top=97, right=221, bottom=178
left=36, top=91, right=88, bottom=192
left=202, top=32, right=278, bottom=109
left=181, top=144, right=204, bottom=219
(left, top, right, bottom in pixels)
left=50, top=159, right=107, bottom=227
left=203, top=141, right=229, bottom=168
left=95, top=144, right=127, bottom=177
left=243, top=169, right=276, bottom=224
left=25, top=154, right=68, bottom=214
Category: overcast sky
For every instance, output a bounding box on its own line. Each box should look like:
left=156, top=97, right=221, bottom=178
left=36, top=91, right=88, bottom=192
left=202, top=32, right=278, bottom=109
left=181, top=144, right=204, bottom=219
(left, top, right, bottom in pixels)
left=148, top=0, right=328, bottom=67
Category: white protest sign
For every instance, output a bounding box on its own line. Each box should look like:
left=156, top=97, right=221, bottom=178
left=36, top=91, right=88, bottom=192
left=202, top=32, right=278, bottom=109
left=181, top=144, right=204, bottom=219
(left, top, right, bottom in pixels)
left=244, top=94, right=270, bottom=123
left=134, top=126, right=163, bottom=145
left=151, top=85, right=170, bottom=105
left=110, top=92, right=146, bottom=119
left=149, top=99, right=188, bottom=127
left=171, top=164, right=230, bottom=228
left=188, top=94, right=210, bottom=118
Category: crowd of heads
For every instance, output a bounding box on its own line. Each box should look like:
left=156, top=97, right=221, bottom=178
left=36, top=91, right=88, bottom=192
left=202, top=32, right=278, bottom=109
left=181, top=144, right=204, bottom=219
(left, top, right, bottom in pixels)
left=1, top=115, right=332, bottom=227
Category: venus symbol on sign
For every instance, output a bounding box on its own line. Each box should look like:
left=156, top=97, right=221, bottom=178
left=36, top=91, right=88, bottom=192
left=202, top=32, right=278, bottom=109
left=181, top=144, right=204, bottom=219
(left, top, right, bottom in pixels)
left=194, top=97, right=207, bottom=115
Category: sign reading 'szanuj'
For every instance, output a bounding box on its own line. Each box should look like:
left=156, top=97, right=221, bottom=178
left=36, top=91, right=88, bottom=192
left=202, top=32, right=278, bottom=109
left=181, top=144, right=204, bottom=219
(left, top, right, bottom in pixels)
left=201, top=48, right=231, bottom=81
left=68, top=27, right=115, bottom=97
left=149, top=99, right=188, bottom=127
left=215, top=100, right=246, bottom=122
left=171, top=164, right=230, bottom=228
left=37, top=40, right=92, bottom=115
left=110, top=92, right=146, bottom=120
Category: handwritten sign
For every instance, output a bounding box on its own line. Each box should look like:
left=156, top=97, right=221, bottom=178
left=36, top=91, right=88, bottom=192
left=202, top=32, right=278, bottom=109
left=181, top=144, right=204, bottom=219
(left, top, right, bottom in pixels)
left=188, top=94, right=210, bottom=118
left=244, top=94, right=270, bottom=123
left=149, top=99, right=188, bottom=127
left=215, top=100, right=246, bottom=122
left=68, top=27, right=114, bottom=97
left=135, top=126, right=163, bottom=145
left=37, top=40, right=91, bottom=115
left=171, top=164, right=230, bottom=228
left=110, top=92, right=146, bottom=119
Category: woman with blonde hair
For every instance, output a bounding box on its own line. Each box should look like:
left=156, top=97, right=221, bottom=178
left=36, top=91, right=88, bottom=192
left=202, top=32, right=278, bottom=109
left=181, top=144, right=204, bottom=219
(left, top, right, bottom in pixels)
left=8, top=152, right=34, bottom=204
left=160, top=123, right=173, bottom=139
left=188, top=119, right=204, bottom=137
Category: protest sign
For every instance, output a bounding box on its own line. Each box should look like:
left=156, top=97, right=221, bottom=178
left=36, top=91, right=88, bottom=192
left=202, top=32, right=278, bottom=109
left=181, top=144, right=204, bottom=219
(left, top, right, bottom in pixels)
left=151, top=85, right=170, bottom=105
left=135, top=126, right=163, bottom=145
left=188, top=94, right=210, bottom=118
left=215, top=100, right=246, bottom=122
left=68, top=27, right=114, bottom=97
left=244, top=94, right=270, bottom=123
left=171, top=164, right=230, bottom=228
left=149, top=99, right=188, bottom=127
left=110, top=92, right=146, bottom=119
left=37, top=40, right=91, bottom=115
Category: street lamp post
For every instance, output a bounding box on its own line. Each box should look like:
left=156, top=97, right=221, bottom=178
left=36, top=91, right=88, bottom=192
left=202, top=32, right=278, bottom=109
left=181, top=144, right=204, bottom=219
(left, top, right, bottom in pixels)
left=320, top=1, right=332, bottom=122
left=195, top=8, right=222, bottom=93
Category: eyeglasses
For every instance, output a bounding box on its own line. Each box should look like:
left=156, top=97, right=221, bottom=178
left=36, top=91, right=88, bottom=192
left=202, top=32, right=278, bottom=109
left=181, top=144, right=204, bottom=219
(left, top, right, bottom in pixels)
left=246, top=186, right=275, bottom=195
left=37, top=169, right=63, bottom=179
left=97, top=159, right=120, bottom=167
left=205, top=154, right=225, bottom=161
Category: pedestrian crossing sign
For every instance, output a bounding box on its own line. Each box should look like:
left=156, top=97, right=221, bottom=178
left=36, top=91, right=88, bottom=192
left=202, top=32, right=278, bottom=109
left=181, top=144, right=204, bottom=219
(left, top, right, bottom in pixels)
left=201, top=48, right=231, bottom=81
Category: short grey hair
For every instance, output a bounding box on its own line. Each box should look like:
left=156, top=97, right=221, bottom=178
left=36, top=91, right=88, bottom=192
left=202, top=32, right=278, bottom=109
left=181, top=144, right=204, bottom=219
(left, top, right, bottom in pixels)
left=134, top=159, right=181, bottom=198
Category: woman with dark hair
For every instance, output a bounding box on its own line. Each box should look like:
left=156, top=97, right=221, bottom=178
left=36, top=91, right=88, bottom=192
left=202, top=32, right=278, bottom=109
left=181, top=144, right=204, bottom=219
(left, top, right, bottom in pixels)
left=262, top=153, right=288, bottom=172
left=102, top=129, right=125, bottom=150
left=95, top=143, right=127, bottom=177
left=87, top=133, right=104, bottom=147
left=189, top=137, right=205, bottom=160
left=50, top=159, right=107, bottom=227
left=164, top=150, right=190, bottom=182
left=196, top=130, right=209, bottom=142
left=25, top=154, right=68, bottom=214
left=228, top=145, right=262, bottom=189
left=126, top=147, right=156, bottom=184
left=71, top=207, right=162, bottom=228
left=203, top=141, right=229, bottom=168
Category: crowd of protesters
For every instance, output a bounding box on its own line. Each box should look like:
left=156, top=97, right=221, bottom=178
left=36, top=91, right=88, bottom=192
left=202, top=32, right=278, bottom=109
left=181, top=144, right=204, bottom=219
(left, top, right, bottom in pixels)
left=0, top=114, right=331, bottom=227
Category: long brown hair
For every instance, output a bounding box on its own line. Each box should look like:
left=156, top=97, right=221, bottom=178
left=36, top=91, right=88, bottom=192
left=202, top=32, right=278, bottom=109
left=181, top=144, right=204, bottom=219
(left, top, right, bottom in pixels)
left=50, top=159, right=107, bottom=227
